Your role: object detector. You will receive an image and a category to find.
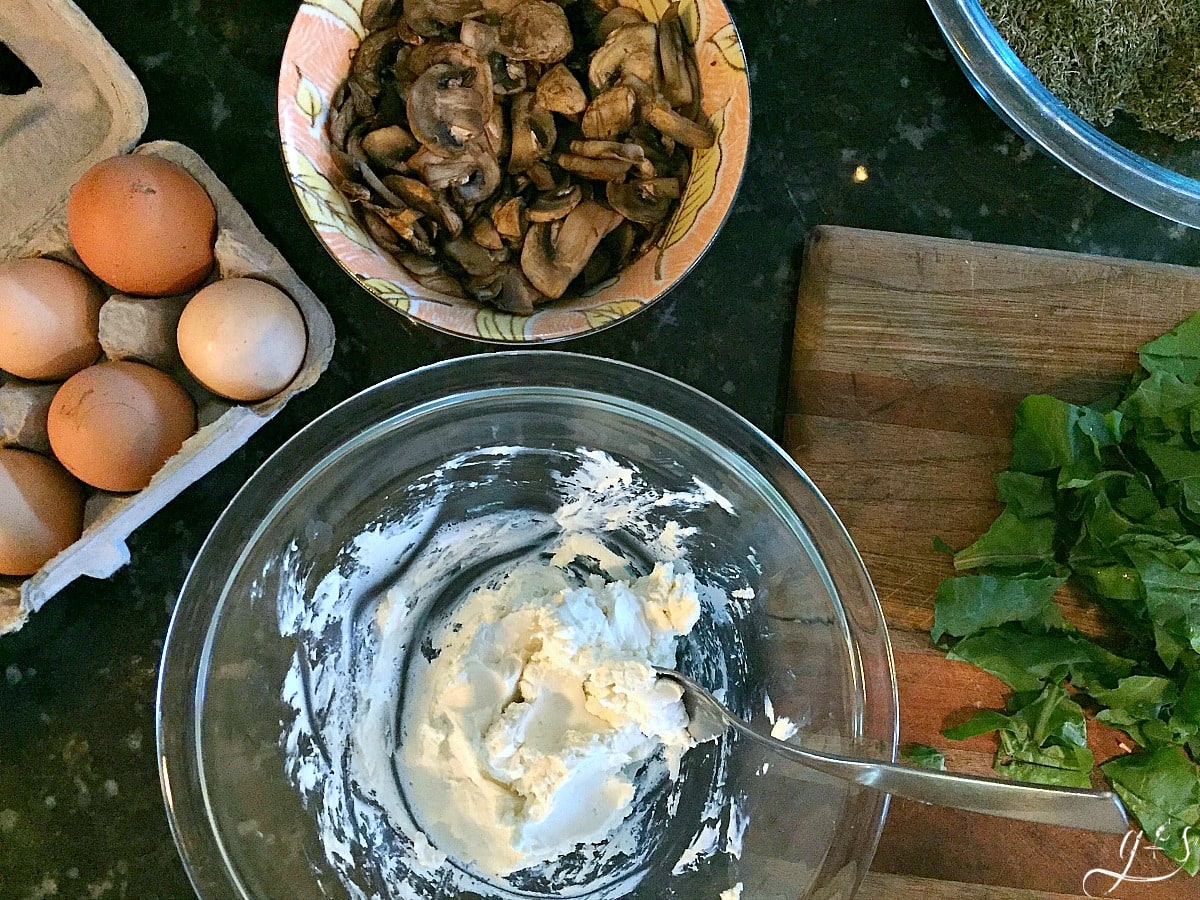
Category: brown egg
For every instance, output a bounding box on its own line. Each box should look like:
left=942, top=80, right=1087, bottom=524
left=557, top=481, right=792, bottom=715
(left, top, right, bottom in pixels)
left=0, top=448, right=85, bottom=576
left=66, top=154, right=217, bottom=296
left=0, top=257, right=103, bottom=380
left=48, top=361, right=196, bottom=492
left=177, top=278, right=308, bottom=402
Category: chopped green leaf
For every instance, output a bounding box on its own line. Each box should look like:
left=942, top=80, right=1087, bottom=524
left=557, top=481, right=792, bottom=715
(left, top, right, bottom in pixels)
left=1137, top=311, right=1200, bottom=384
left=931, top=573, right=1066, bottom=643
left=1010, top=394, right=1123, bottom=487
left=1102, top=747, right=1200, bottom=875
left=994, top=470, right=1057, bottom=519
left=947, top=624, right=1133, bottom=693
left=952, top=508, right=1058, bottom=572
left=900, top=743, right=946, bottom=771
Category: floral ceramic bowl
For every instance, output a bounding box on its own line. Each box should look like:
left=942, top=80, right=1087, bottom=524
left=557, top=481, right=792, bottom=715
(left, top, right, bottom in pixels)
left=278, top=0, right=750, bottom=343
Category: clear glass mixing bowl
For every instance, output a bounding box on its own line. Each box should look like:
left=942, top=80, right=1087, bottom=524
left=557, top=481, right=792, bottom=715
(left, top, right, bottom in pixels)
left=156, top=352, right=897, bottom=900
left=927, top=0, right=1200, bottom=228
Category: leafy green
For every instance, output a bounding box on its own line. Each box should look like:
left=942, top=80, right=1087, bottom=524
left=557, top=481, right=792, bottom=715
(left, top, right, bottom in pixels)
left=900, top=743, right=946, bottom=771
left=942, top=684, right=1094, bottom=788
left=931, top=311, right=1200, bottom=874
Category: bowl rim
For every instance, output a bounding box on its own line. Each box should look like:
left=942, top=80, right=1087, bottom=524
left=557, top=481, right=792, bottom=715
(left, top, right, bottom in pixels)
left=926, top=0, right=1200, bottom=228
left=275, top=2, right=753, bottom=344
left=155, top=351, right=898, bottom=899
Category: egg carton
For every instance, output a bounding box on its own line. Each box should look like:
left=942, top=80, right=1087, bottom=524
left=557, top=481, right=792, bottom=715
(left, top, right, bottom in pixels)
left=0, top=1, right=335, bottom=634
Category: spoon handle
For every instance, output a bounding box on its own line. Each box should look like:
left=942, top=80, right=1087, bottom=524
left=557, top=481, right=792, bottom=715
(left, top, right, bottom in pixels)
left=734, top=724, right=1130, bottom=833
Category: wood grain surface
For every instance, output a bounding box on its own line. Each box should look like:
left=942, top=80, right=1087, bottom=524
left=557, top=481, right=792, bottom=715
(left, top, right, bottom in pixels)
left=786, top=226, right=1200, bottom=899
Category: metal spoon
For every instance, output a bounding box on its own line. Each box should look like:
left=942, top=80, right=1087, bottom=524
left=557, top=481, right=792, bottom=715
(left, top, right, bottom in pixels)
left=655, top=668, right=1130, bottom=834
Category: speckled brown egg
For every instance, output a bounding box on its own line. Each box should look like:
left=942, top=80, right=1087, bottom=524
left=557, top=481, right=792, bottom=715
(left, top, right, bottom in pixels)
left=177, top=278, right=308, bottom=402
left=0, top=257, right=104, bottom=381
left=0, top=448, right=85, bottom=576
left=66, top=154, right=217, bottom=296
left=47, top=360, right=197, bottom=493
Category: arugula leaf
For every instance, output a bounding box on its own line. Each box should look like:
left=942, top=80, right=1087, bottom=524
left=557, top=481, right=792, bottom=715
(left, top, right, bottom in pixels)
left=947, top=624, right=1133, bottom=693
left=952, top=508, right=1058, bottom=572
left=942, top=684, right=1094, bottom=788
left=994, top=470, right=1057, bottom=518
left=931, top=574, right=1066, bottom=643
left=1102, top=747, right=1200, bottom=875
left=1010, top=394, right=1123, bottom=487
left=1137, top=312, right=1200, bottom=383
left=900, top=743, right=946, bottom=771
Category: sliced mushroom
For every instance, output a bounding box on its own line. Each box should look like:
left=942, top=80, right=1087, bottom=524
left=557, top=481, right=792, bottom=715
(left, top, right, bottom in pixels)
left=581, top=84, right=636, bottom=140
left=460, top=19, right=498, bottom=55
left=526, top=161, right=557, bottom=191
left=494, top=265, right=546, bottom=313
left=528, top=184, right=582, bottom=222
left=606, top=180, right=673, bottom=225
left=443, top=234, right=505, bottom=278
left=535, top=64, right=588, bottom=117
left=470, top=214, right=506, bottom=250
left=642, top=96, right=715, bottom=149
left=361, top=0, right=402, bottom=31
left=520, top=199, right=623, bottom=298
left=361, top=207, right=406, bottom=254
left=484, top=102, right=509, bottom=159
left=488, top=53, right=527, bottom=95
left=370, top=202, right=437, bottom=255
left=596, top=6, right=645, bottom=42
left=508, top=92, right=557, bottom=173
left=362, top=125, right=419, bottom=170
left=492, top=196, right=528, bottom=244
left=498, top=1, right=573, bottom=64
left=588, top=23, right=659, bottom=93
left=408, top=143, right=502, bottom=204
left=382, top=174, right=463, bottom=235
left=406, top=61, right=491, bottom=152
left=555, top=153, right=633, bottom=181
left=657, top=6, right=693, bottom=108
left=350, top=25, right=401, bottom=99
left=404, top=0, right=485, bottom=37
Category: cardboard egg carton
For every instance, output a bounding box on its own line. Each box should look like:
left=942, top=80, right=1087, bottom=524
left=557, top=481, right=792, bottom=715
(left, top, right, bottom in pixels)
left=0, top=0, right=335, bottom=634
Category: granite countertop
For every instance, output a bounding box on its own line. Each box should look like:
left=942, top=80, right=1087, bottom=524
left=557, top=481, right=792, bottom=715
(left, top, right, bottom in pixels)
left=2, top=1, right=1199, bottom=898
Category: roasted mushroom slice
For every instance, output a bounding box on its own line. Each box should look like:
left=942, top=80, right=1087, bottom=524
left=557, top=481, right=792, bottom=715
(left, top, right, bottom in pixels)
left=498, top=0, right=574, bottom=64
left=409, top=144, right=503, bottom=204
left=588, top=23, right=659, bottom=93
left=657, top=6, right=693, bottom=108
left=460, top=19, right=498, bottom=55
left=492, top=265, right=546, bottom=314
left=535, top=64, right=588, bottom=117
left=406, top=51, right=493, bottom=153
left=489, top=54, right=527, bottom=95
left=350, top=25, right=401, bottom=99
left=509, top=93, right=557, bottom=173
left=492, top=196, right=528, bottom=245
left=595, top=6, right=645, bottom=42
left=581, top=84, right=636, bottom=140
left=556, top=153, right=633, bottom=181
left=470, top=215, right=506, bottom=250
left=382, top=174, right=464, bottom=235
left=370, top=203, right=437, bottom=255
left=362, top=125, right=418, bottom=171
left=528, top=184, right=582, bottom=222
left=443, top=235, right=505, bottom=278
left=569, top=139, right=654, bottom=177
left=606, top=178, right=676, bottom=225
left=520, top=200, right=623, bottom=298
left=642, top=96, right=715, bottom=149
left=403, top=0, right=485, bottom=37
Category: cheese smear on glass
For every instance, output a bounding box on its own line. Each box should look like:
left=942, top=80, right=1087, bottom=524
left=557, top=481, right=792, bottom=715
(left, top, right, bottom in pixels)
left=398, top=559, right=701, bottom=876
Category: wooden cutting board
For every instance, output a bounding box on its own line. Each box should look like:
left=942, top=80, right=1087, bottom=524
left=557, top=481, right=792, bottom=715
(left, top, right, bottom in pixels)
left=786, top=226, right=1200, bottom=899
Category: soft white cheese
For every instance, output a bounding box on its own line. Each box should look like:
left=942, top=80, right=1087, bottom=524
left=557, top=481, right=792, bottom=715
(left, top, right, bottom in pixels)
left=398, top=560, right=700, bottom=876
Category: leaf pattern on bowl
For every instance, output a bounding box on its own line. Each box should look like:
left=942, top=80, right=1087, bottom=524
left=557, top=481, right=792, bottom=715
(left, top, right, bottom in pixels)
left=656, top=101, right=726, bottom=278
left=283, top=141, right=374, bottom=251
left=302, top=0, right=364, bottom=39
left=295, top=71, right=323, bottom=127
left=585, top=301, right=644, bottom=330
left=476, top=309, right=531, bottom=342
left=359, top=277, right=410, bottom=313
left=710, top=23, right=745, bottom=71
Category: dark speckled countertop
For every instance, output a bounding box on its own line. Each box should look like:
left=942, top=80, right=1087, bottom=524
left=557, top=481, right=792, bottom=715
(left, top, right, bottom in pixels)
left=2, top=1, right=1199, bottom=898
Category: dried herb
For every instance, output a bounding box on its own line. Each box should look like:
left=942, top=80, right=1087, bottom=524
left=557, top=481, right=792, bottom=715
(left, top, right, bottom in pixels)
left=983, top=0, right=1200, bottom=141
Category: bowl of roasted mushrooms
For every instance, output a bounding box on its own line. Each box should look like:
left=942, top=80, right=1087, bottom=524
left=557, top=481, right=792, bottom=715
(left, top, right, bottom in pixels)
left=278, top=0, right=750, bottom=342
